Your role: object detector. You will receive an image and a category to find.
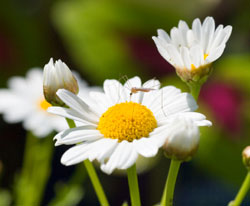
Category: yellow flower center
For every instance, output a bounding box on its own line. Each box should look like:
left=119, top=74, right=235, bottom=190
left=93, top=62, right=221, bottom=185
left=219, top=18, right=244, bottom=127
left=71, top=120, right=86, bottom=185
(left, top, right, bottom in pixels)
left=204, top=53, right=209, bottom=60
left=39, top=99, right=51, bottom=110
left=97, top=102, right=157, bottom=142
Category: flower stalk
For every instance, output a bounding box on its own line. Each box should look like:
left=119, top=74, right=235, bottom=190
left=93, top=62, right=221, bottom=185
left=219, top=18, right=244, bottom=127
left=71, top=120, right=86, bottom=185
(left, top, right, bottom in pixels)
left=127, top=164, right=141, bottom=206
left=84, top=159, right=109, bottom=206
left=229, top=172, right=250, bottom=206
left=160, top=160, right=181, bottom=206
left=187, top=81, right=202, bottom=101
left=65, top=118, right=109, bottom=206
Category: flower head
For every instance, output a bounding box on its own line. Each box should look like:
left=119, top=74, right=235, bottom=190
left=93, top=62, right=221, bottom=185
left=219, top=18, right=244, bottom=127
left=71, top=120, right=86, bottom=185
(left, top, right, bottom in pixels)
left=43, top=58, right=79, bottom=106
left=163, top=117, right=200, bottom=161
left=49, top=76, right=211, bottom=174
left=152, top=16, right=232, bottom=83
left=0, top=69, right=67, bottom=137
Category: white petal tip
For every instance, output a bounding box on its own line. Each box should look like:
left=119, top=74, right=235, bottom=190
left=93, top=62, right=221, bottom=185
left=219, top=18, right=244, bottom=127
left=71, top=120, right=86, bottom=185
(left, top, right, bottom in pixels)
left=54, top=141, right=62, bottom=146
left=101, top=165, right=113, bottom=175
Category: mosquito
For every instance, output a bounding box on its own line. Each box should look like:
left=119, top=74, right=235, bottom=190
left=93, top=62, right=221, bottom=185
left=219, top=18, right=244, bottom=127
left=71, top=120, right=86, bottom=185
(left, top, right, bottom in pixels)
left=118, top=75, right=167, bottom=118
left=129, top=87, right=157, bottom=97
left=119, top=75, right=160, bottom=100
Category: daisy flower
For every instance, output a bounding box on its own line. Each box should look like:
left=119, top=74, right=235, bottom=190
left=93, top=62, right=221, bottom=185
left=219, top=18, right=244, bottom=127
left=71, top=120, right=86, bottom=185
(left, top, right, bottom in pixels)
left=0, top=69, right=68, bottom=137
left=152, top=16, right=232, bottom=82
left=0, top=68, right=91, bottom=137
left=48, top=76, right=211, bottom=174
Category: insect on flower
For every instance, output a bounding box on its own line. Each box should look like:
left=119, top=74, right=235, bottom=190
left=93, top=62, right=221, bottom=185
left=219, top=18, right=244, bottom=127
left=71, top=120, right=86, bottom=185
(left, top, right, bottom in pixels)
left=130, top=86, right=157, bottom=97
left=118, top=75, right=170, bottom=117
left=120, top=75, right=160, bottom=100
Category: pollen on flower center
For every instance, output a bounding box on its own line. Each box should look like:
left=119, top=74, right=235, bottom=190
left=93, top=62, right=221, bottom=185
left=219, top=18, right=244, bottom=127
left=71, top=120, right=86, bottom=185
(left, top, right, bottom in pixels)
left=39, top=99, right=51, bottom=110
left=97, top=102, right=157, bottom=142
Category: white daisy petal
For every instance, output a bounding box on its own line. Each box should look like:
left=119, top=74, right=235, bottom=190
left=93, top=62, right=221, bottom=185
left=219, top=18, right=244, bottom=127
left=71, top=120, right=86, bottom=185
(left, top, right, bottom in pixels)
left=202, top=17, right=215, bottom=53
left=210, top=25, right=223, bottom=46
left=56, top=89, right=99, bottom=122
left=186, top=30, right=196, bottom=48
left=190, top=45, right=203, bottom=68
left=166, top=44, right=184, bottom=67
left=89, top=139, right=118, bottom=163
left=178, top=20, right=190, bottom=47
left=192, top=18, right=202, bottom=42
left=48, top=106, right=97, bottom=125
left=57, top=89, right=93, bottom=114
left=221, top=26, right=232, bottom=44
left=54, top=126, right=101, bottom=146
left=143, top=79, right=161, bottom=90
left=206, top=44, right=226, bottom=62
left=120, top=147, right=138, bottom=170
left=178, top=20, right=189, bottom=30
left=152, top=89, right=198, bottom=118
left=89, top=91, right=110, bottom=113
left=101, top=141, right=138, bottom=174
left=159, top=112, right=212, bottom=127
left=157, top=29, right=171, bottom=43
left=170, top=27, right=180, bottom=46
left=103, top=80, right=123, bottom=105
left=125, top=76, right=141, bottom=88
left=61, top=143, right=90, bottom=166
left=152, top=37, right=172, bottom=63
left=180, top=47, right=192, bottom=70
left=62, top=139, right=118, bottom=165
left=133, top=137, right=159, bottom=157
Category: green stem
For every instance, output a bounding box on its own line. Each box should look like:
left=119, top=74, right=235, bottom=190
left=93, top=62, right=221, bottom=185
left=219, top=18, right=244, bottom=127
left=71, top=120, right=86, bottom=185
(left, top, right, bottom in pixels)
left=15, top=132, right=53, bottom=206
left=84, top=160, right=109, bottom=206
left=127, top=164, right=141, bottom=206
left=161, top=160, right=181, bottom=206
left=188, top=82, right=201, bottom=101
left=66, top=118, right=76, bottom=128
left=66, top=118, right=109, bottom=206
left=230, top=172, right=250, bottom=206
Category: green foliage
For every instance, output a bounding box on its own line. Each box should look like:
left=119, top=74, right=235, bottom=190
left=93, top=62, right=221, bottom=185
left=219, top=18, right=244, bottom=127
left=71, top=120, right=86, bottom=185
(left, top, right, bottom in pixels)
left=52, top=0, right=182, bottom=84
left=215, top=54, right=250, bottom=92
left=49, top=183, right=84, bottom=206
left=194, top=54, right=250, bottom=185
left=14, top=132, right=54, bottom=206
left=0, top=190, right=11, bottom=206
left=48, top=164, right=86, bottom=206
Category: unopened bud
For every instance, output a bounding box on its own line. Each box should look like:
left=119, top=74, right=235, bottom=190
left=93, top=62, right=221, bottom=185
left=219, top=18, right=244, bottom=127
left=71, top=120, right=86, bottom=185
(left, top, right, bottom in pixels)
left=242, top=146, right=250, bottom=170
left=43, top=58, right=79, bottom=106
left=163, top=117, right=200, bottom=161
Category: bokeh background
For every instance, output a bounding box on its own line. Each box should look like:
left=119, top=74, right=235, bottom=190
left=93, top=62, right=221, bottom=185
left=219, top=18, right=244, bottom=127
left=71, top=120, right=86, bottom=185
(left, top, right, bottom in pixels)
left=0, top=0, right=250, bottom=205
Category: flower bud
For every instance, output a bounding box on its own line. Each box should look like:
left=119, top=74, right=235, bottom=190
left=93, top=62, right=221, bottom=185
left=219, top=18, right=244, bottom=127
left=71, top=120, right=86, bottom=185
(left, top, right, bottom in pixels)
left=43, top=58, right=79, bottom=106
left=242, top=146, right=250, bottom=170
left=163, top=117, right=200, bottom=161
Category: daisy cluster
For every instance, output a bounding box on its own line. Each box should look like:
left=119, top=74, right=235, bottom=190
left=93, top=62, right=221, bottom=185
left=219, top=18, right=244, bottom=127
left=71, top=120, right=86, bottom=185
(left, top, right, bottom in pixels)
left=1, top=16, right=232, bottom=176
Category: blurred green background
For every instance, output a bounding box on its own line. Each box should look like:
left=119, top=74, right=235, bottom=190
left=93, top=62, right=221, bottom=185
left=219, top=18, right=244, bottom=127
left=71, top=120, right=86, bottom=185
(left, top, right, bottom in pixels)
left=0, top=0, right=250, bottom=205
